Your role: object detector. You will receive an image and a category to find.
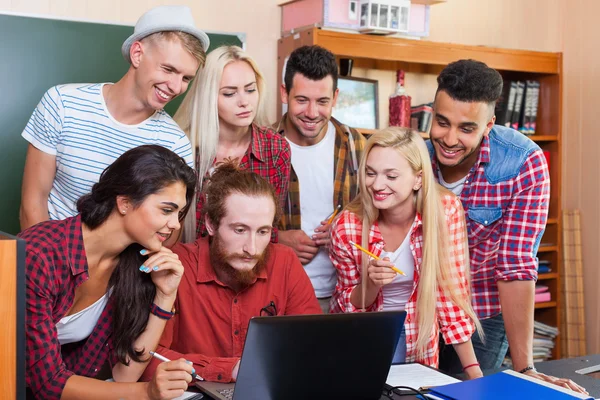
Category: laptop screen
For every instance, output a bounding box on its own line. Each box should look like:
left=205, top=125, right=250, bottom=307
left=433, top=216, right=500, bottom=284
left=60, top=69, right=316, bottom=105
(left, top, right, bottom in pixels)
left=232, top=311, right=406, bottom=400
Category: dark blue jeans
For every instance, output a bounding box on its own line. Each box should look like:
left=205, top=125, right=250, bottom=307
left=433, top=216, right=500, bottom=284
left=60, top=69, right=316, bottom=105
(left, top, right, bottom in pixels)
left=438, top=313, right=509, bottom=374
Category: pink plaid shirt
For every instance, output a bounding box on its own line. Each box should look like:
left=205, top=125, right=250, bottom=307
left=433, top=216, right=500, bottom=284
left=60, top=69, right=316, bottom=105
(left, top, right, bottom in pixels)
left=429, top=134, right=549, bottom=319
left=329, top=194, right=476, bottom=367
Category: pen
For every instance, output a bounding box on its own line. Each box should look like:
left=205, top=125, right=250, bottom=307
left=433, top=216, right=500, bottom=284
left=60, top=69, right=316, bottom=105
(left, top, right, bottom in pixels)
left=149, top=351, right=204, bottom=381
left=349, top=241, right=406, bottom=276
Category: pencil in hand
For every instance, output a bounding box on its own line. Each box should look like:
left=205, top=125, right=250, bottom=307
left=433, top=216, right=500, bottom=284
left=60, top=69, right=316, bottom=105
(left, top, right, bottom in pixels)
left=349, top=241, right=406, bottom=276
left=326, top=204, right=342, bottom=225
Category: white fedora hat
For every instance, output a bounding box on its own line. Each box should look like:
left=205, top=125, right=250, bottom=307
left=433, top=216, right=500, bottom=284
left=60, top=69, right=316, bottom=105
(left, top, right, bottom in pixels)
left=121, top=5, right=210, bottom=63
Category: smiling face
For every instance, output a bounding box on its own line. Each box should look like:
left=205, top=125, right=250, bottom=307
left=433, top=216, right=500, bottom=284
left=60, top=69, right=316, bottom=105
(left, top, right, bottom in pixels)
left=429, top=90, right=495, bottom=175
left=217, top=60, right=260, bottom=130
left=365, top=146, right=421, bottom=213
left=206, top=192, right=274, bottom=281
left=120, top=181, right=187, bottom=252
left=280, top=73, right=339, bottom=146
left=131, top=37, right=199, bottom=112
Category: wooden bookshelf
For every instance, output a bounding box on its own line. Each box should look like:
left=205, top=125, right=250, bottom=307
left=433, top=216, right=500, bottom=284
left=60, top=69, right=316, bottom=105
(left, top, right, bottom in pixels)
left=278, top=28, right=563, bottom=359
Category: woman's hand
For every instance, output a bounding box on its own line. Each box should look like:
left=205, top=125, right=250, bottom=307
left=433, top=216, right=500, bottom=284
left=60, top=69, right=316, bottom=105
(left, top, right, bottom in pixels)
left=146, top=359, right=194, bottom=400
left=367, top=257, right=397, bottom=288
left=139, top=247, right=184, bottom=299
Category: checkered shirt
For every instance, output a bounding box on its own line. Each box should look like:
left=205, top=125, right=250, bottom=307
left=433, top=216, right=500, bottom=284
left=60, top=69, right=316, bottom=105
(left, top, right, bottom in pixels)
left=18, top=216, right=114, bottom=399
left=430, top=135, right=550, bottom=319
left=273, top=115, right=366, bottom=230
left=196, top=124, right=291, bottom=240
left=329, top=194, right=476, bottom=367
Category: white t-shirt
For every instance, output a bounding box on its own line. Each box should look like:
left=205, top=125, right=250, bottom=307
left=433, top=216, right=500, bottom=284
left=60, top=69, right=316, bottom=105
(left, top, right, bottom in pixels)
left=286, top=121, right=336, bottom=298
left=381, top=230, right=416, bottom=311
left=437, top=170, right=467, bottom=197
left=56, top=292, right=109, bottom=345
left=22, top=83, right=194, bottom=221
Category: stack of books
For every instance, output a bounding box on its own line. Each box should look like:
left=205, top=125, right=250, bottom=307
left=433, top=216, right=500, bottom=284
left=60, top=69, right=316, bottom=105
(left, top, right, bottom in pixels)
left=410, top=103, right=433, bottom=133
left=495, top=80, right=540, bottom=135
left=503, top=320, right=559, bottom=367
left=538, top=259, right=552, bottom=274
left=533, top=320, right=559, bottom=363
left=535, top=285, right=552, bottom=303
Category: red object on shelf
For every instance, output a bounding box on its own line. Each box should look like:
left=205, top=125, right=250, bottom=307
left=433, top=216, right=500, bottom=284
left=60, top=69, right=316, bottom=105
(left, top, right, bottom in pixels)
left=543, top=150, right=551, bottom=170
left=389, top=70, right=411, bottom=127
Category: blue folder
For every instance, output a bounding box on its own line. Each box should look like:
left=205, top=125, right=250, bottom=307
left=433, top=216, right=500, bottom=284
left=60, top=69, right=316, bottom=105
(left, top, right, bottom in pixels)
left=428, top=370, right=592, bottom=400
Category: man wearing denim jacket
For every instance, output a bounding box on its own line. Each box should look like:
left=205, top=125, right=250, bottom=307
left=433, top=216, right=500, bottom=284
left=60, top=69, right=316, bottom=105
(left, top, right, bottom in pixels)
left=430, top=60, right=585, bottom=393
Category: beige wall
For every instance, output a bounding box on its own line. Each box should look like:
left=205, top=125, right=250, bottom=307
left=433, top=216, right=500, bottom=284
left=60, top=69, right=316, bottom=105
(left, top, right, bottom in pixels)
left=2, top=0, right=597, bottom=354
left=562, top=0, right=600, bottom=355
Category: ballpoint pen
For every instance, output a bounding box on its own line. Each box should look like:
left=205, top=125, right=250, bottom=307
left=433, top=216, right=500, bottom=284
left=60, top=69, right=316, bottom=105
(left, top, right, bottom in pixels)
left=149, top=351, right=204, bottom=381
left=349, top=241, right=406, bottom=276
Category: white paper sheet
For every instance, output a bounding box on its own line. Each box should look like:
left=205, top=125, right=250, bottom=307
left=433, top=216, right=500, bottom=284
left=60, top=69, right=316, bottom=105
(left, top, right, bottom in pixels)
left=386, top=363, right=460, bottom=390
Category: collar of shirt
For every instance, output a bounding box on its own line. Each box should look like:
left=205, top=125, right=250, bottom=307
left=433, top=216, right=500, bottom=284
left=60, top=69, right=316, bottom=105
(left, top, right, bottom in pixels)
left=368, top=213, right=423, bottom=256
left=244, top=124, right=268, bottom=164
left=65, top=215, right=89, bottom=278
left=193, top=238, right=269, bottom=287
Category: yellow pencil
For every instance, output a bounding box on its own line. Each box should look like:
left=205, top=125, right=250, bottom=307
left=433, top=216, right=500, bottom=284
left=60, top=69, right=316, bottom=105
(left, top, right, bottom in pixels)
left=349, top=241, right=406, bottom=276
left=326, top=204, right=342, bottom=225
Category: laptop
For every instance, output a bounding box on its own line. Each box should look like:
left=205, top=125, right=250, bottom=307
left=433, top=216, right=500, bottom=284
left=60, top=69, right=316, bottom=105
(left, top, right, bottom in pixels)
left=196, top=311, right=406, bottom=400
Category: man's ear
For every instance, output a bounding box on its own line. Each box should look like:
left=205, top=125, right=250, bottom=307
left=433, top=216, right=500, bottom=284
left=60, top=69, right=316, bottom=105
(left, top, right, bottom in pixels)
left=280, top=84, right=289, bottom=105
left=331, top=88, right=340, bottom=108
left=130, top=41, right=144, bottom=68
left=205, top=216, right=216, bottom=236
left=485, top=105, right=497, bottom=137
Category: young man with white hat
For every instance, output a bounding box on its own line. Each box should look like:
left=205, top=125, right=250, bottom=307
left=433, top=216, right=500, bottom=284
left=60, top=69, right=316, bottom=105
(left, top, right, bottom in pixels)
left=20, top=5, right=209, bottom=230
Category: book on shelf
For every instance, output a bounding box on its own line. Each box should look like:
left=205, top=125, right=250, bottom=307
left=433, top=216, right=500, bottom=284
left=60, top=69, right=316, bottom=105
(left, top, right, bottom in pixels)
left=495, top=80, right=540, bottom=135
left=410, top=103, right=433, bottom=133
left=510, top=81, right=525, bottom=131
left=538, top=259, right=552, bottom=274
left=535, top=285, right=551, bottom=303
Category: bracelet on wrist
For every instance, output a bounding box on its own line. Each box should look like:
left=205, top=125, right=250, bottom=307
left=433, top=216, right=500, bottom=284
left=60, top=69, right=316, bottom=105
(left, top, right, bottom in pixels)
left=518, top=365, right=537, bottom=374
left=150, top=303, right=175, bottom=320
left=462, top=363, right=480, bottom=372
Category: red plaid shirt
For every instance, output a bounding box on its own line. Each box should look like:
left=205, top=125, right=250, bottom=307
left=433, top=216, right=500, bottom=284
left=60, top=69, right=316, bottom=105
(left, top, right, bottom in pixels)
left=19, top=216, right=114, bottom=399
left=329, top=194, right=476, bottom=367
left=429, top=135, right=550, bottom=319
left=196, top=124, right=291, bottom=240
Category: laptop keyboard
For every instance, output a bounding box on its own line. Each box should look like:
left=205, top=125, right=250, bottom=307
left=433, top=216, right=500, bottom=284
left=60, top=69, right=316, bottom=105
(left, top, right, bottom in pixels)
left=217, top=388, right=235, bottom=400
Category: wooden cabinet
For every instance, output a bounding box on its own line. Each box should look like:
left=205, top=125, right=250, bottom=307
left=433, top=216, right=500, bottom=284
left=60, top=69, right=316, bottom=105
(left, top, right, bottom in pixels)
left=278, top=27, right=563, bottom=359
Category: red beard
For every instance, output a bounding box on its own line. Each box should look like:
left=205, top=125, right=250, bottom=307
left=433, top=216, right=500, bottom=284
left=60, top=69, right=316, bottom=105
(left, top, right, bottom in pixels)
left=209, top=234, right=269, bottom=289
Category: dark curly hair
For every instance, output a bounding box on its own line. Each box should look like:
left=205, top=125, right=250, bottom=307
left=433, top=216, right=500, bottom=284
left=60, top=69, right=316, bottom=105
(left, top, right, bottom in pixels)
left=436, top=59, right=503, bottom=104
left=284, top=45, right=338, bottom=93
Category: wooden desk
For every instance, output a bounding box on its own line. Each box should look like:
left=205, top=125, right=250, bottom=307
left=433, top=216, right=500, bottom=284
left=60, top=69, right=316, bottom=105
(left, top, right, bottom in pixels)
left=0, top=232, right=26, bottom=399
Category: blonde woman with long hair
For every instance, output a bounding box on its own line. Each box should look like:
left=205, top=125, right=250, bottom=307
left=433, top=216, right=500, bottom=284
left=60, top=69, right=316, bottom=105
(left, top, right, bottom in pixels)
left=329, top=127, right=482, bottom=378
left=174, top=46, right=291, bottom=242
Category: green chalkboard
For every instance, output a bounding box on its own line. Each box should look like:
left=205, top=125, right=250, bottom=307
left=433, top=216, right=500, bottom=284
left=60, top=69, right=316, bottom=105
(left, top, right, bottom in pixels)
left=0, top=13, right=243, bottom=234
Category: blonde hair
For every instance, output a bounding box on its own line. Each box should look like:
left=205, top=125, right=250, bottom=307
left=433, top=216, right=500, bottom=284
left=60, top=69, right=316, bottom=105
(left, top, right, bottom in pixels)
left=346, top=127, right=481, bottom=359
left=174, top=46, right=269, bottom=242
left=143, top=31, right=207, bottom=66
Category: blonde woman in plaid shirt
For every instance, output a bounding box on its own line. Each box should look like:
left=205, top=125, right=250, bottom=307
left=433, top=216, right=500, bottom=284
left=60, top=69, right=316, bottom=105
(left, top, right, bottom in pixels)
left=174, top=46, right=291, bottom=243
left=329, top=128, right=483, bottom=377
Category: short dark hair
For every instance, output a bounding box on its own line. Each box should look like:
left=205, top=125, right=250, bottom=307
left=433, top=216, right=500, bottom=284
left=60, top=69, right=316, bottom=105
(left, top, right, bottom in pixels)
left=436, top=59, right=503, bottom=104
left=284, top=45, right=338, bottom=93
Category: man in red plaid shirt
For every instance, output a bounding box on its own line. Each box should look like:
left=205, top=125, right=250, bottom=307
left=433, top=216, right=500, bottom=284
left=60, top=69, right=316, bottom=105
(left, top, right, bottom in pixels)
left=430, top=60, right=585, bottom=394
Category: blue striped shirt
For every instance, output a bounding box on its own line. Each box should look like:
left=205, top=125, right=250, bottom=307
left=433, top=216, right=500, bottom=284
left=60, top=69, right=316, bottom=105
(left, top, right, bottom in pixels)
left=22, top=83, right=193, bottom=221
